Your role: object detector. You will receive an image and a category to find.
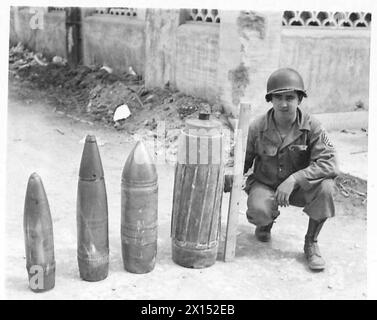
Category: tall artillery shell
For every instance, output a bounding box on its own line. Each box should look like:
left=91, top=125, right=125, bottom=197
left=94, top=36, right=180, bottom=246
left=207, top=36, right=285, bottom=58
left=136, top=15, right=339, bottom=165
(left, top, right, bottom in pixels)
left=171, top=113, right=224, bottom=268
left=77, top=135, right=109, bottom=281
left=121, top=141, right=158, bottom=274
left=23, top=173, right=55, bottom=292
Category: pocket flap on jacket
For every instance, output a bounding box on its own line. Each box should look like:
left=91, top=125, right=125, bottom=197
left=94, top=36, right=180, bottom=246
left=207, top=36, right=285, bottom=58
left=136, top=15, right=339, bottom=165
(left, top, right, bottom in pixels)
left=289, top=144, right=308, bottom=152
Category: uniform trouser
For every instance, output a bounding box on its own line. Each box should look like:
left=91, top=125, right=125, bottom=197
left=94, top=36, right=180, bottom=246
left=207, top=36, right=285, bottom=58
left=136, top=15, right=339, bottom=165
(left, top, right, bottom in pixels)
left=245, top=179, right=336, bottom=227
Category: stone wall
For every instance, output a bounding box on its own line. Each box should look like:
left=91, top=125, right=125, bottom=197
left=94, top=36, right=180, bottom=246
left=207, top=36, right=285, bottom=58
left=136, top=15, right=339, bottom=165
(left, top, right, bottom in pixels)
left=37, top=11, right=66, bottom=58
left=10, top=7, right=66, bottom=58
left=216, top=11, right=282, bottom=117
left=9, top=7, right=371, bottom=119
left=144, top=9, right=183, bottom=88
left=10, top=7, right=38, bottom=50
left=82, top=15, right=146, bottom=74
left=280, top=28, right=370, bottom=113
left=175, top=23, right=220, bottom=102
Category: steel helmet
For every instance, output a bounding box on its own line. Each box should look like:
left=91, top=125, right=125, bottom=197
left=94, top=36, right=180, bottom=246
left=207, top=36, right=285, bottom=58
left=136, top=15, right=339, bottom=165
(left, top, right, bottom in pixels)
left=265, top=68, right=307, bottom=102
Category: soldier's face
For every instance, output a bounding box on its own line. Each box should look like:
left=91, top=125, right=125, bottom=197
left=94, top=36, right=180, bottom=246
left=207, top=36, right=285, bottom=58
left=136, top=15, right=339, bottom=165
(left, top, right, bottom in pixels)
left=271, top=91, right=300, bottom=118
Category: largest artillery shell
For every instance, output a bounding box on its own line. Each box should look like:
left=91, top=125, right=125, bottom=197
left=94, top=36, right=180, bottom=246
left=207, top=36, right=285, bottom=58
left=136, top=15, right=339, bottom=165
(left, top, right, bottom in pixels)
left=171, top=113, right=224, bottom=268
left=77, top=135, right=109, bottom=281
left=121, top=141, right=158, bottom=274
left=23, top=173, right=55, bottom=293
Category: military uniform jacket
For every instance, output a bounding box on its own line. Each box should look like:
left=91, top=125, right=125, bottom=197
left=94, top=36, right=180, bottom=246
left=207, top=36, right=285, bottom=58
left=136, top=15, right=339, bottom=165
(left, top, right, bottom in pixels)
left=243, top=108, right=339, bottom=191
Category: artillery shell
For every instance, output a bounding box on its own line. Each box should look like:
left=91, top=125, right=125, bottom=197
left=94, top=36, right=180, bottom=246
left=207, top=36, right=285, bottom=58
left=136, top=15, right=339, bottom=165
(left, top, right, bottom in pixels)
left=121, top=141, right=158, bottom=274
left=23, top=173, right=55, bottom=292
left=77, top=135, right=109, bottom=281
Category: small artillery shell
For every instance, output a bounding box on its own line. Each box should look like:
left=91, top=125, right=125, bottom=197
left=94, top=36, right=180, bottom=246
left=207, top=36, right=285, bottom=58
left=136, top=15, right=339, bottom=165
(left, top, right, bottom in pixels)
left=121, top=141, right=158, bottom=274
left=23, top=173, right=55, bottom=292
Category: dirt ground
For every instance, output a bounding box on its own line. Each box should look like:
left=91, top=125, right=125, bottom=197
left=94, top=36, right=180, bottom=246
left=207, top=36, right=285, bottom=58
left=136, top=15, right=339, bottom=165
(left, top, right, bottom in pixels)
left=5, top=88, right=366, bottom=301
left=5, top=45, right=368, bottom=300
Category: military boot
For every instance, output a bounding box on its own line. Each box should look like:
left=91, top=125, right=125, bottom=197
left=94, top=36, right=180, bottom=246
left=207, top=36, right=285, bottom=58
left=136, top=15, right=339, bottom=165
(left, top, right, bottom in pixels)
left=255, top=221, right=274, bottom=242
left=304, top=218, right=327, bottom=271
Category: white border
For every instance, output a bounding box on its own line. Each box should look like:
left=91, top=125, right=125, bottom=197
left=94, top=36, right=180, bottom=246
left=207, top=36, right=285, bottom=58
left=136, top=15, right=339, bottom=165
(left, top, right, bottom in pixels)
left=1, top=0, right=376, bottom=300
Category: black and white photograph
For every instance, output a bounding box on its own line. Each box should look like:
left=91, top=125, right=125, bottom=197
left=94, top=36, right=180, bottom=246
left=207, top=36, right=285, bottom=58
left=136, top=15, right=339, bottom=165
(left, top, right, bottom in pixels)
left=1, top=0, right=376, bottom=303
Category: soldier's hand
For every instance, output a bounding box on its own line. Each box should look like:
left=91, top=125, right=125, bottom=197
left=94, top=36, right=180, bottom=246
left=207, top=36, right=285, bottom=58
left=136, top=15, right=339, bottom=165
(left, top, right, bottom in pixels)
left=275, top=175, right=297, bottom=207
left=224, top=174, right=234, bottom=193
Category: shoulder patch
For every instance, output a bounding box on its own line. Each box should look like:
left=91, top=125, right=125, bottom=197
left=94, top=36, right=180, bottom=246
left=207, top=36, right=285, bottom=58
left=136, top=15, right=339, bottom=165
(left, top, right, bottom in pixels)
left=321, top=131, right=334, bottom=148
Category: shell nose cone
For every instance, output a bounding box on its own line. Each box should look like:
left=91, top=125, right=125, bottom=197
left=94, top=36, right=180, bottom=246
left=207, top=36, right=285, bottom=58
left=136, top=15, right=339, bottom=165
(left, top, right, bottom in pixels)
left=79, top=135, right=104, bottom=180
left=85, top=135, right=97, bottom=143
left=29, top=172, right=41, bottom=182
left=25, top=172, right=49, bottom=204
left=122, top=141, right=157, bottom=183
left=24, top=173, right=52, bottom=225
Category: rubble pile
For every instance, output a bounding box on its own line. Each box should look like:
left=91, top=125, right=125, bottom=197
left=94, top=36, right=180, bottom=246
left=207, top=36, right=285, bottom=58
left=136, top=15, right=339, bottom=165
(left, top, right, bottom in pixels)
left=8, top=43, right=234, bottom=163
left=9, top=43, right=39, bottom=69
left=9, top=43, right=143, bottom=113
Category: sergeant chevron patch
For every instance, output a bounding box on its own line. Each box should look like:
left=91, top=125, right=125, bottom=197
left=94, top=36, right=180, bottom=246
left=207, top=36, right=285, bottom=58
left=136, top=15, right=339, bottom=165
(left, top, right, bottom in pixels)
left=321, top=132, right=334, bottom=148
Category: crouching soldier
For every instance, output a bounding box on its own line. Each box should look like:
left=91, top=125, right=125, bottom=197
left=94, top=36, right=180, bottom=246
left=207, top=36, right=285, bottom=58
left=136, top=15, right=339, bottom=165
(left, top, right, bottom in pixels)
left=224, top=68, right=339, bottom=271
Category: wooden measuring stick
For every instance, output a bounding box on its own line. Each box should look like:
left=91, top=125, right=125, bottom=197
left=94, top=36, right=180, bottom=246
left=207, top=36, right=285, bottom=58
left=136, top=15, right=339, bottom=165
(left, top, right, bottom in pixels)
left=223, top=103, right=252, bottom=261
